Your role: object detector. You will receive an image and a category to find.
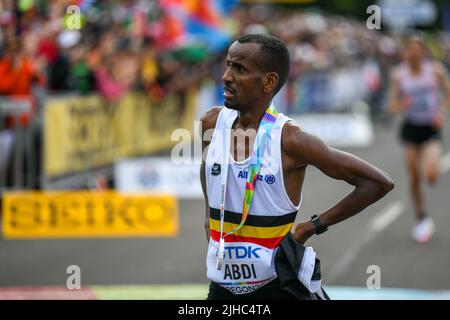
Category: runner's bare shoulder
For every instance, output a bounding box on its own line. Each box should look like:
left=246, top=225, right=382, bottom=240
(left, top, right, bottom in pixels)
left=281, top=120, right=314, bottom=165
left=282, top=119, right=337, bottom=169
left=431, top=60, right=449, bottom=77
left=200, top=106, right=223, bottom=147
left=201, top=107, right=222, bottom=130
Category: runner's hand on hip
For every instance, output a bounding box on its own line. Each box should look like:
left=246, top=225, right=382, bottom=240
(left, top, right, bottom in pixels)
left=293, top=221, right=315, bottom=245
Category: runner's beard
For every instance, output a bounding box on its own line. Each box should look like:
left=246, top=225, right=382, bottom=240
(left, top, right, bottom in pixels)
left=224, top=99, right=239, bottom=110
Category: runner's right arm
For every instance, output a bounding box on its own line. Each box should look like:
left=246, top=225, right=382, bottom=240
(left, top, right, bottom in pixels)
left=387, top=69, right=408, bottom=114
left=200, top=107, right=222, bottom=243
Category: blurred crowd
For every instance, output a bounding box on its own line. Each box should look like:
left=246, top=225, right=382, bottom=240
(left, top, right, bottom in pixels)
left=1, top=0, right=450, bottom=116
left=0, top=0, right=214, bottom=110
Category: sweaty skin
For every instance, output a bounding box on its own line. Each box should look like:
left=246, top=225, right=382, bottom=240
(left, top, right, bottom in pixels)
left=200, top=41, right=394, bottom=244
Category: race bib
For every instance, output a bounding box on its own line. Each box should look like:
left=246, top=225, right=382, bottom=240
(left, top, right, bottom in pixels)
left=206, top=240, right=277, bottom=295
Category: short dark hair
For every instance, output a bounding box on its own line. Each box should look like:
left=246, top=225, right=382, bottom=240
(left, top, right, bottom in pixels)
left=237, top=33, right=290, bottom=95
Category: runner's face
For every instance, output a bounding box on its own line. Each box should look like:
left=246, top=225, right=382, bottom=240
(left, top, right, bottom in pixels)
left=222, top=42, right=266, bottom=110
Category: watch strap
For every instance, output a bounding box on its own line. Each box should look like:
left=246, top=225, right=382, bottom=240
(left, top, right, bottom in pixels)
left=311, top=214, right=328, bottom=235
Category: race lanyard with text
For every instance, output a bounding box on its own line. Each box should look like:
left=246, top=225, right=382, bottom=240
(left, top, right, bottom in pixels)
left=216, top=104, right=278, bottom=270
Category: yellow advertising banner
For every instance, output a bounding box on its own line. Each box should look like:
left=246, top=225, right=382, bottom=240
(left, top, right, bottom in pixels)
left=44, top=90, right=197, bottom=178
left=2, top=191, right=178, bottom=239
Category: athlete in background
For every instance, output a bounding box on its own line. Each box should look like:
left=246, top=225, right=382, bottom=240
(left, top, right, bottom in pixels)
left=388, top=35, right=450, bottom=243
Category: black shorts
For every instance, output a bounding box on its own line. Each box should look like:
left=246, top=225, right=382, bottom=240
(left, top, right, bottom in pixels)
left=400, top=121, right=442, bottom=145
left=206, top=278, right=296, bottom=300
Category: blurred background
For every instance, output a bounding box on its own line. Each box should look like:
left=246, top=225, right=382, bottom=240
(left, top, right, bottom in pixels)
left=1, top=0, right=450, bottom=299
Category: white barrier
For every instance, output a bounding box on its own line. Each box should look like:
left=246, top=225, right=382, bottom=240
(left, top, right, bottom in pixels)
left=291, top=112, right=374, bottom=148
left=115, top=157, right=203, bottom=199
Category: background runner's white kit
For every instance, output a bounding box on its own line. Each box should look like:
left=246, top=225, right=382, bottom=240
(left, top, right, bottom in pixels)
left=397, top=60, right=441, bottom=125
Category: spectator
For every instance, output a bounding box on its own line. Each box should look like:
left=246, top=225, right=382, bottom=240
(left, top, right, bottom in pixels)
left=95, top=50, right=139, bottom=102
left=68, top=43, right=96, bottom=94
left=0, top=37, right=45, bottom=98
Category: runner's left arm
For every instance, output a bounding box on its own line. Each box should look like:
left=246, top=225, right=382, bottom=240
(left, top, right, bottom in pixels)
left=433, top=61, right=450, bottom=113
left=282, top=122, right=395, bottom=244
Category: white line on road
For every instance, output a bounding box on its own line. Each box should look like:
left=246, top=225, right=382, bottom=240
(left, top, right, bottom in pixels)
left=440, top=152, right=450, bottom=174
left=328, top=201, right=404, bottom=283
left=327, top=232, right=377, bottom=283
left=369, top=201, right=405, bottom=232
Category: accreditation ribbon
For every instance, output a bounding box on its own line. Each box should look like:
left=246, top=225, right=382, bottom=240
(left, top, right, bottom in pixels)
left=216, top=104, right=278, bottom=270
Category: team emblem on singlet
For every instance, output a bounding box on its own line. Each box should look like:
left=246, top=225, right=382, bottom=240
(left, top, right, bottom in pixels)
left=211, top=163, right=221, bottom=176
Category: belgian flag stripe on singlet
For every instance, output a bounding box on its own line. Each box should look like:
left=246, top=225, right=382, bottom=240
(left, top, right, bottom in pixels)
left=209, top=219, right=293, bottom=239
left=209, top=208, right=297, bottom=227
left=209, top=229, right=286, bottom=249
left=209, top=207, right=297, bottom=249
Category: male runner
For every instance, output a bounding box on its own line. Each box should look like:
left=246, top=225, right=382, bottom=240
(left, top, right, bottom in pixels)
left=388, top=35, right=450, bottom=243
left=200, top=34, right=394, bottom=299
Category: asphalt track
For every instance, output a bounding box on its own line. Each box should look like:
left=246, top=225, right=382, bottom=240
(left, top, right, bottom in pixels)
left=1, top=118, right=450, bottom=299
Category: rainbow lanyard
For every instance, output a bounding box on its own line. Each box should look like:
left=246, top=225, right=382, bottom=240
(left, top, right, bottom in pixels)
left=216, top=104, right=278, bottom=270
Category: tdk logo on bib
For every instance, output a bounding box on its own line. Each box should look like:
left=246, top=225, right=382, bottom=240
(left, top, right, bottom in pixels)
left=224, top=246, right=261, bottom=259
left=237, top=171, right=275, bottom=184
left=211, top=163, right=221, bottom=176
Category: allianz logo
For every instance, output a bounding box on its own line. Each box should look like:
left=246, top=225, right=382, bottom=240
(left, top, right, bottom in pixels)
left=237, top=171, right=276, bottom=184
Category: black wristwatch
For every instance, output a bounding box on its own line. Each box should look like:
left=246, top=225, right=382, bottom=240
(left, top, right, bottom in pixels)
left=311, top=214, right=328, bottom=235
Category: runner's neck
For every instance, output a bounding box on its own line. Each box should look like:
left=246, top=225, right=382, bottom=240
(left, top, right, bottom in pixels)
left=235, top=107, right=268, bottom=130
left=408, top=60, right=423, bottom=75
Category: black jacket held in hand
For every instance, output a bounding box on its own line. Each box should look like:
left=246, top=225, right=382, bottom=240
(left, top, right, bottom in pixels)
left=274, top=233, right=330, bottom=300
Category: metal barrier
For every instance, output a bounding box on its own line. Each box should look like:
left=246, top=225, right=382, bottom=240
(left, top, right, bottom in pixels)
left=0, top=93, right=112, bottom=194
left=0, top=97, right=34, bottom=192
